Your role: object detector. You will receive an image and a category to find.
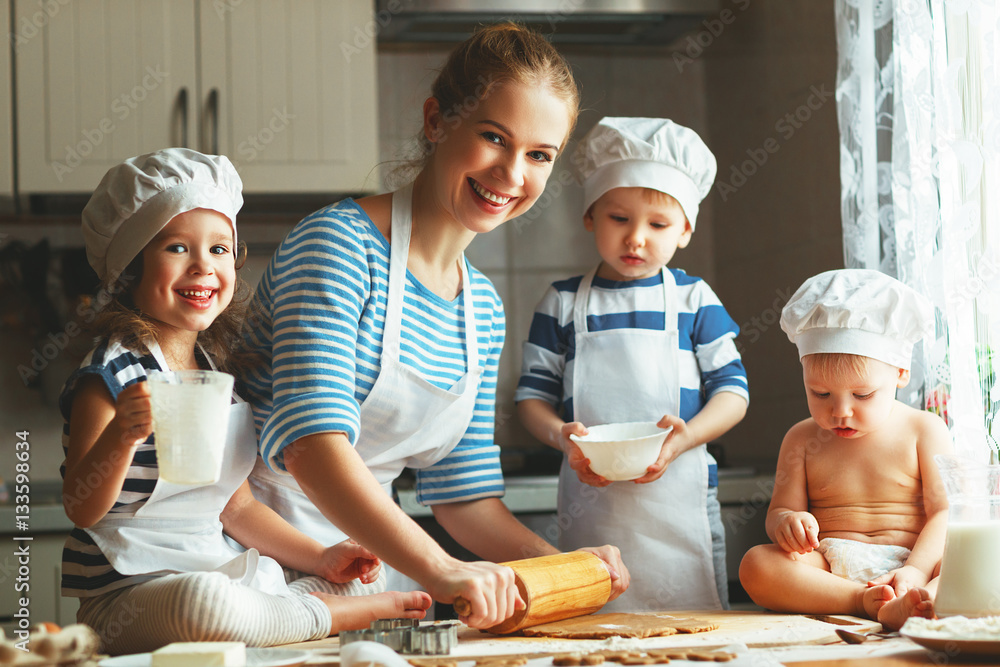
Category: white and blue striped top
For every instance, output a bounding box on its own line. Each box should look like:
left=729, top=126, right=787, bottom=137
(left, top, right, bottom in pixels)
left=515, top=269, right=748, bottom=446
left=238, top=199, right=506, bottom=505
left=59, top=338, right=169, bottom=596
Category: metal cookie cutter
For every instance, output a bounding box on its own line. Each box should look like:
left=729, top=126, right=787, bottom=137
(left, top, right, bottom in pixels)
left=339, top=619, right=458, bottom=655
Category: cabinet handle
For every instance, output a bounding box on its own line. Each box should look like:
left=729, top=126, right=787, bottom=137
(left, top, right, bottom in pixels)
left=173, top=88, right=189, bottom=148
left=202, top=88, right=220, bottom=155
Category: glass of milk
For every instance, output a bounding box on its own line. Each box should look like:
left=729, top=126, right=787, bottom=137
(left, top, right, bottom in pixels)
left=934, top=454, right=1000, bottom=617
left=148, top=370, right=234, bottom=485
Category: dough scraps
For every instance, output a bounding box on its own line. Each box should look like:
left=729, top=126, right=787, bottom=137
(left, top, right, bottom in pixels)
left=521, top=613, right=719, bottom=639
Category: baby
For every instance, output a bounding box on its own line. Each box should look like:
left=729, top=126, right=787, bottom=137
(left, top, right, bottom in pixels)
left=739, top=269, right=950, bottom=630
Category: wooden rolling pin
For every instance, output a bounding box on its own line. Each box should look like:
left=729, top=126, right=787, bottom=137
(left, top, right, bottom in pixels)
left=452, top=552, right=612, bottom=634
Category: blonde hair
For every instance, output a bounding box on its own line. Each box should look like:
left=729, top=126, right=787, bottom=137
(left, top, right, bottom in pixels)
left=87, top=244, right=251, bottom=373
left=389, top=22, right=579, bottom=187
left=802, top=353, right=898, bottom=384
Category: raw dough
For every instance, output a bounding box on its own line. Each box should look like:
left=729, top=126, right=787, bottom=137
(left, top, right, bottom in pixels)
left=521, top=613, right=719, bottom=639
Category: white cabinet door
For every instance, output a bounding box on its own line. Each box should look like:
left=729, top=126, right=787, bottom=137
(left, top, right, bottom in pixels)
left=1, top=0, right=14, bottom=198
left=15, top=0, right=198, bottom=193
left=198, top=0, right=379, bottom=193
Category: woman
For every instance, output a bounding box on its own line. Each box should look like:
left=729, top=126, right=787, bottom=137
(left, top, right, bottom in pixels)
left=239, top=23, right=628, bottom=629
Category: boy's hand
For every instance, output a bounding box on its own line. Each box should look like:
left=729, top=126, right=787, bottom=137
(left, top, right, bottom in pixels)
left=774, top=511, right=820, bottom=554
left=633, top=414, right=688, bottom=484
left=315, top=538, right=382, bottom=584
left=869, top=565, right=929, bottom=597
left=561, top=422, right=612, bottom=487
left=115, top=382, right=152, bottom=447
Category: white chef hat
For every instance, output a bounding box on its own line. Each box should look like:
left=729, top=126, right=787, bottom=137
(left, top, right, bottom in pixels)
left=82, top=148, right=243, bottom=283
left=573, top=117, right=717, bottom=229
left=780, top=269, right=934, bottom=370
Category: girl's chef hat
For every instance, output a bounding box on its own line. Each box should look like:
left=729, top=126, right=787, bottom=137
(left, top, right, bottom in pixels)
left=780, top=269, right=934, bottom=370
left=572, top=117, right=717, bottom=229
left=82, top=148, right=243, bottom=283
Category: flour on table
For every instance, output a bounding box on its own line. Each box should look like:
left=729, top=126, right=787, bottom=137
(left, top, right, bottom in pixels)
left=599, top=636, right=644, bottom=651
left=902, top=615, right=1000, bottom=640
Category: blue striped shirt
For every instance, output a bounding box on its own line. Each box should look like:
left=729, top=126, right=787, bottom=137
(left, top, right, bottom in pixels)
left=238, top=199, right=506, bottom=505
left=59, top=339, right=166, bottom=596
left=516, top=268, right=748, bottom=426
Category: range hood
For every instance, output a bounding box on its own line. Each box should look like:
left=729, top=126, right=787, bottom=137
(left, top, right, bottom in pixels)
left=375, top=0, right=724, bottom=46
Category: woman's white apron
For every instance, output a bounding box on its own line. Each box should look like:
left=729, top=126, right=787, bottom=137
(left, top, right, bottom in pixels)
left=85, top=341, right=290, bottom=596
left=557, top=267, right=721, bottom=612
left=250, top=182, right=483, bottom=555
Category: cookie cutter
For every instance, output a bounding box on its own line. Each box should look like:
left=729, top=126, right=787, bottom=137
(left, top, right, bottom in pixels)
left=339, top=619, right=459, bottom=655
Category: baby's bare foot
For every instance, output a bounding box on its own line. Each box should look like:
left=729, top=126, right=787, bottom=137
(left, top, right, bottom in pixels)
left=860, top=584, right=895, bottom=620
left=312, top=590, right=433, bottom=635
left=877, top=588, right=934, bottom=631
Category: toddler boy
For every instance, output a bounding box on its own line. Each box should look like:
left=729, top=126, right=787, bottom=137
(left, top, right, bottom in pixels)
left=739, top=269, right=948, bottom=629
left=516, top=117, right=749, bottom=611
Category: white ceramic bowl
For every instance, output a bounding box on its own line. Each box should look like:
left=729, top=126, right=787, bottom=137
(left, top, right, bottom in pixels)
left=568, top=421, right=671, bottom=481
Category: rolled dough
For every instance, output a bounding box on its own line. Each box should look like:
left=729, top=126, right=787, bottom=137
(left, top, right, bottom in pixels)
left=520, top=613, right=719, bottom=639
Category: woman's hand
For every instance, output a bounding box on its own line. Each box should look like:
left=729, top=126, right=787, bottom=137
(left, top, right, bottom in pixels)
left=773, top=511, right=820, bottom=555
left=426, top=560, right=524, bottom=629
left=315, top=539, right=382, bottom=585
left=114, top=382, right=153, bottom=447
left=561, top=422, right=612, bottom=487
left=576, top=545, right=630, bottom=601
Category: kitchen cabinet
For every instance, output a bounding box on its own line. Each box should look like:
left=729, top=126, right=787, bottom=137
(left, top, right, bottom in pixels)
left=15, top=0, right=378, bottom=194
left=0, top=0, right=13, bottom=199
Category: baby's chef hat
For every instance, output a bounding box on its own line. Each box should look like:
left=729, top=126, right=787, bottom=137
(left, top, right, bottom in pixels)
left=780, top=269, right=934, bottom=370
left=82, top=148, right=243, bottom=283
left=573, top=117, right=717, bottom=229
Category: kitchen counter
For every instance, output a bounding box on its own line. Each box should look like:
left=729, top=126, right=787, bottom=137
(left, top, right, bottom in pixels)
left=282, top=611, right=999, bottom=666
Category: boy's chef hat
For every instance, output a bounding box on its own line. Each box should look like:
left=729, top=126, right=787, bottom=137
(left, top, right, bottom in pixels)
left=82, top=148, right=243, bottom=283
left=780, top=269, right=934, bottom=370
left=573, top=117, right=717, bottom=229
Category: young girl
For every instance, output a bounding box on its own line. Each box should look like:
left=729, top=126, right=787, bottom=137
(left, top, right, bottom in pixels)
left=62, top=148, right=431, bottom=655
left=240, top=22, right=627, bottom=630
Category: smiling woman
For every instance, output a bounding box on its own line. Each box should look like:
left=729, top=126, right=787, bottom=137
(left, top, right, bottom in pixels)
left=237, top=22, right=630, bottom=631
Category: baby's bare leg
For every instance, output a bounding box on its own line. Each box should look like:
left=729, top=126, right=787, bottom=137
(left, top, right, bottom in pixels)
left=311, top=591, right=433, bottom=635
left=740, top=544, right=892, bottom=619
left=876, top=588, right=934, bottom=630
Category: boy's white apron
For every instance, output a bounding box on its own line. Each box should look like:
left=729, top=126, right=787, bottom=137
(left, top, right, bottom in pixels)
left=558, top=267, right=721, bottom=612
left=84, top=342, right=290, bottom=596
left=250, top=183, right=482, bottom=565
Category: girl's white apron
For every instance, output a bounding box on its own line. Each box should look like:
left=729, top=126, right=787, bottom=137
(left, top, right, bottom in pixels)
left=250, top=183, right=483, bottom=570
left=85, top=342, right=290, bottom=596
left=557, top=267, right=721, bottom=612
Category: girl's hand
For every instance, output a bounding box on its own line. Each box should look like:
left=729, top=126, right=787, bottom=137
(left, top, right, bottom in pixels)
left=869, top=565, right=929, bottom=597
left=774, top=511, right=820, bottom=554
left=561, top=422, right=611, bottom=487
left=115, top=382, right=153, bottom=447
left=632, top=414, right=688, bottom=484
left=576, top=545, right=630, bottom=601
left=315, top=539, right=382, bottom=585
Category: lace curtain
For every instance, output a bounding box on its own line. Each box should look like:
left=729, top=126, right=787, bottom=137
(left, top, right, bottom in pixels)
left=836, top=0, right=1000, bottom=461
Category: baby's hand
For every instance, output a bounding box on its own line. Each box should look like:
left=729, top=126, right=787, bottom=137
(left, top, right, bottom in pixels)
left=315, top=538, right=381, bottom=585
left=561, top=422, right=612, bottom=488
left=633, top=414, right=687, bottom=484
left=869, top=565, right=928, bottom=597
left=774, top=511, right=820, bottom=554
left=116, top=382, right=152, bottom=447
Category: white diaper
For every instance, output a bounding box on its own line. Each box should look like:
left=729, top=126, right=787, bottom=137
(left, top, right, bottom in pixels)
left=816, top=537, right=911, bottom=584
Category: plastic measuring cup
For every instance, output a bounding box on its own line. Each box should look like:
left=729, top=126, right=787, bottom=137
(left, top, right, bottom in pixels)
left=934, top=454, right=1000, bottom=617
left=148, top=370, right=234, bottom=485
